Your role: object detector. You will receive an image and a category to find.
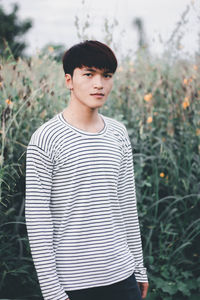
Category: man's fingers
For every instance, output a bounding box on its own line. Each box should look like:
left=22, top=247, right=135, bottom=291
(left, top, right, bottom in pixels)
left=142, top=282, right=149, bottom=299
left=138, top=282, right=149, bottom=299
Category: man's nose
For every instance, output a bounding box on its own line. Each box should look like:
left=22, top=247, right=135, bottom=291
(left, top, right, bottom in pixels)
left=93, top=75, right=103, bottom=89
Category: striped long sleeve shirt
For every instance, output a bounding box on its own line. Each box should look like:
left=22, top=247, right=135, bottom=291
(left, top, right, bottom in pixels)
left=25, top=111, right=148, bottom=300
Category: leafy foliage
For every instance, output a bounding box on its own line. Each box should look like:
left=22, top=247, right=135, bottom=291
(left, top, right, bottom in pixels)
left=0, top=2, right=200, bottom=297
left=0, top=3, right=32, bottom=58
left=0, top=46, right=199, bottom=299
left=102, top=53, right=200, bottom=299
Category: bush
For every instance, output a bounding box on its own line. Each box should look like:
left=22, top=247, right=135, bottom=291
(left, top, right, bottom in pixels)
left=0, top=47, right=200, bottom=299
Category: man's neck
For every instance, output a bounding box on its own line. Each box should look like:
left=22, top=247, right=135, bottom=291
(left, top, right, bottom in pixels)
left=62, top=104, right=104, bottom=133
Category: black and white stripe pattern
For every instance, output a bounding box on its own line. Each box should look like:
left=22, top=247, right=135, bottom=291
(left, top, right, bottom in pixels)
left=25, top=111, right=148, bottom=300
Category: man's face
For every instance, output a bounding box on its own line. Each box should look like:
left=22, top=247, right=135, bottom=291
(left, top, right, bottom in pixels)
left=65, top=66, right=113, bottom=109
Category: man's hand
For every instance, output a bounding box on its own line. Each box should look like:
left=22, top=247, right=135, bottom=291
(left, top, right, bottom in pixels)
left=137, top=282, right=149, bottom=299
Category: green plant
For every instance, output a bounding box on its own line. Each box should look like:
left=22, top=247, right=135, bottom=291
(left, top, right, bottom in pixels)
left=0, top=3, right=200, bottom=298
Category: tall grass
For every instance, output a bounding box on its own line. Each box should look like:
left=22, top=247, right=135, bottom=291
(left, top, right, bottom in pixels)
left=0, top=51, right=68, bottom=299
left=0, top=4, right=200, bottom=299
left=101, top=51, right=200, bottom=299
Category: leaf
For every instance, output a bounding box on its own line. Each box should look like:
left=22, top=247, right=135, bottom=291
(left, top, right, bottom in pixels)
left=182, top=271, right=192, bottom=279
left=161, top=269, right=170, bottom=279
left=177, top=281, right=191, bottom=296
left=148, top=256, right=154, bottom=264
left=187, top=279, right=198, bottom=290
left=161, top=282, right=177, bottom=295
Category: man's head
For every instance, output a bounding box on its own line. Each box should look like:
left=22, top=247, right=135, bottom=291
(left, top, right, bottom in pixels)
left=62, top=40, right=118, bottom=77
left=62, top=40, right=117, bottom=110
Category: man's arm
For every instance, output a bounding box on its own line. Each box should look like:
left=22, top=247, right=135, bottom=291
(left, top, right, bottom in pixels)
left=117, top=127, right=148, bottom=297
left=25, top=144, right=67, bottom=300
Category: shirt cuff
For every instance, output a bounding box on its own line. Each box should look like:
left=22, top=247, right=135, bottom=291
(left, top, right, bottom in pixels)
left=134, top=267, right=148, bottom=282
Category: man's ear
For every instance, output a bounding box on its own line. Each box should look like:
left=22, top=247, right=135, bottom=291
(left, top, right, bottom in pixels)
left=65, top=73, right=73, bottom=90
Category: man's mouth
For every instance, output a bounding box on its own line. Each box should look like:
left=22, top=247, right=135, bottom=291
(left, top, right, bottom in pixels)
left=90, top=93, right=105, bottom=96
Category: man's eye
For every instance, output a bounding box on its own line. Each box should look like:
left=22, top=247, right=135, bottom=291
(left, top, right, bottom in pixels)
left=104, top=74, right=112, bottom=78
left=84, top=73, right=92, bottom=77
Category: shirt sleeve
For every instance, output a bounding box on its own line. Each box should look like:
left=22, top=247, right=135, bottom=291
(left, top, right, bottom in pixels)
left=117, top=128, right=148, bottom=282
left=25, top=144, right=68, bottom=300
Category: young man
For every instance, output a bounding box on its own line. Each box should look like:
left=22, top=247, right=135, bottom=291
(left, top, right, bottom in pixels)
left=25, top=40, right=149, bottom=300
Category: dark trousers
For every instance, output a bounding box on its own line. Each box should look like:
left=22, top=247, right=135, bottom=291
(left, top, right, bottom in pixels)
left=66, top=272, right=142, bottom=300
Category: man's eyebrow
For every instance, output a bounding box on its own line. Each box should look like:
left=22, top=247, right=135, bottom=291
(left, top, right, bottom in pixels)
left=83, top=68, right=96, bottom=72
left=83, top=68, right=112, bottom=74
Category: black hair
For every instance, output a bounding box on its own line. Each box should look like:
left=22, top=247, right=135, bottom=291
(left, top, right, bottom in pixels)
left=62, top=40, right=118, bottom=76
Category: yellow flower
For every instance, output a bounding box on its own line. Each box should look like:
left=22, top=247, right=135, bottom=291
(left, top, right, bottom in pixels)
left=160, top=172, right=165, bottom=178
left=40, top=110, right=47, bottom=119
left=147, top=116, right=153, bottom=123
left=118, top=66, right=123, bottom=72
left=196, top=128, right=200, bottom=136
left=144, top=93, right=152, bottom=102
left=193, top=65, right=198, bottom=71
left=182, top=102, right=189, bottom=109
left=48, top=46, right=54, bottom=52
left=0, top=82, right=3, bottom=87
left=182, top=97, right=190, bottom=109
left=183, top=78, right=188, bottom=85
left=5, top=99, right=12, bottom=105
